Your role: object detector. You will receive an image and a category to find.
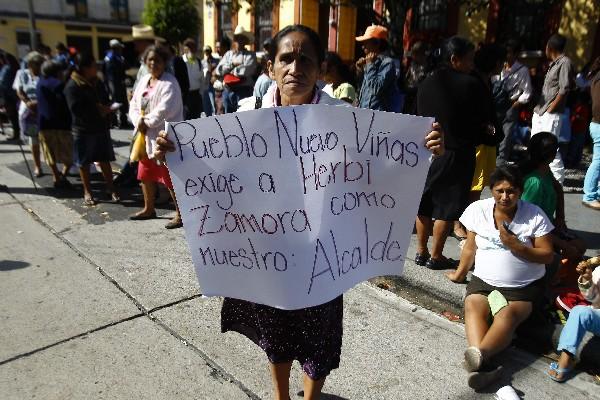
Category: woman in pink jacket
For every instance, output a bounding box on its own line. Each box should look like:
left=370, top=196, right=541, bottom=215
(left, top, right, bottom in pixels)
left=128, top=45, right=184, bottom=229
left=548, top=256, right=600, bottom=382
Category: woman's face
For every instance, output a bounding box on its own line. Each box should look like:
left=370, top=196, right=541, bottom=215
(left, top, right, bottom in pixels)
left=146, top=51, right=166, bottom=78
left=492, top=180, right=521, bottom=211
left=268, top=31, right=320, bottom=104
left=450, top=50, right=475, bottom=73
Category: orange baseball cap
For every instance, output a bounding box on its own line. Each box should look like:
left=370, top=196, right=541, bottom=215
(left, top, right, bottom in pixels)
left=355, top=25, right=388, bottom=42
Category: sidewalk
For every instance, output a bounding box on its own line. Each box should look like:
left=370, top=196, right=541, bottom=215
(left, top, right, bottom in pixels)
left=0, top=131, right=599, bottom=399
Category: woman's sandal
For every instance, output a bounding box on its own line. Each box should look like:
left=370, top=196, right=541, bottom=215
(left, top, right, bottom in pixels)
left=547, top=361, right=574, bottom=383
left=83, top=196, right=97, bottom=206
left=109, top=191, right=121, bottom=203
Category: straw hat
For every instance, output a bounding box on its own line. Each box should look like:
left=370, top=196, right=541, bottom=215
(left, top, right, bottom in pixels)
left=124, top=24, right=164, bottom=42
left=227, top=25, right=254, bottom=44
left=355, top=25, right=388, bottom=42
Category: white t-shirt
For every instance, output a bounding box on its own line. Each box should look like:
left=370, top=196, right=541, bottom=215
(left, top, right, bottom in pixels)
left=460, top=197, right=554, bottom=288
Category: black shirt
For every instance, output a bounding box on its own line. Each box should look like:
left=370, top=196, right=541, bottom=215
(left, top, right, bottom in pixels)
left=417, top=67, right=487, bottom=150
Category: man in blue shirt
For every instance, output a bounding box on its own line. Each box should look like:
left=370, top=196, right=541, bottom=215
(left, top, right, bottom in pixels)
left=103, top=39, right=129, bottom=128
left=355, top=25, right=397, bottom=111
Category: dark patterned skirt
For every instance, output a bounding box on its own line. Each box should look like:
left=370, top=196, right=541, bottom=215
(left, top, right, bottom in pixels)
left=221, top=296, right=343, bottom=380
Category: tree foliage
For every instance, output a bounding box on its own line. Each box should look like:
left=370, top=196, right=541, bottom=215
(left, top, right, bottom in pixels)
left=142, top=0, right=200, bottom=45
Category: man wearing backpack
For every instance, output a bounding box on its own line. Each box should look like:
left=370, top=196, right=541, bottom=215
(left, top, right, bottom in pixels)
left=496, top=39, right=532, bottom=166
left=531, top=34, right=575, bottom=184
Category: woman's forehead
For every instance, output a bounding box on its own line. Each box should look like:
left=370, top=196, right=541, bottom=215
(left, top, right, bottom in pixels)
left=277, top=32, right=316, bottom=56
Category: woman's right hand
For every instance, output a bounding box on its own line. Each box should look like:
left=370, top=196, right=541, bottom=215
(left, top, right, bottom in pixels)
left=154, top=130, right=175, bottom=161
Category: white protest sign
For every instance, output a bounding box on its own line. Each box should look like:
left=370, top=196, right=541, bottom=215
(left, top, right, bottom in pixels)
left=166, top=105, right=433, bottom=310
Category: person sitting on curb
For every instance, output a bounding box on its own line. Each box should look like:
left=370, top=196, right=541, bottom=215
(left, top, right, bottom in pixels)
left=547, top=256, right=600, bottom=382
left=446, top=166, right=554, bottom=390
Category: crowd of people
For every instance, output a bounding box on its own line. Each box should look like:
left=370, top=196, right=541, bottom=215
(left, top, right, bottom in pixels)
left=0, top=22, right=599, bottom=398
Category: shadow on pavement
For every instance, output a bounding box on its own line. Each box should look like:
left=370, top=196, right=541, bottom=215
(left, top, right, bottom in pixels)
left=0, top=260, right=30, bottom=271
left=6, top=160, right=177, bottom=224
left=297, top=391, right=350, bottom=400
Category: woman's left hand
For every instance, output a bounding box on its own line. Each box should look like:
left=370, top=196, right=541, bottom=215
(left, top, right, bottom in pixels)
left=499, top=222, right=521, bottom=251
left=424, top=122, right=444, bottom=157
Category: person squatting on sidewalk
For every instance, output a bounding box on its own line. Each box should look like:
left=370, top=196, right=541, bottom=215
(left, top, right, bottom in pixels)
left=548, top=256, right=600, bottom=382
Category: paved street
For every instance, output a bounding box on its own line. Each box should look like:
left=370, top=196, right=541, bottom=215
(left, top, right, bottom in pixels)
left=1, top=129, right=599, bottom=399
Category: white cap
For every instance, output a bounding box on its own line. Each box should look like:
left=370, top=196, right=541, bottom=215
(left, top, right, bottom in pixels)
left=109, top=39, right=124, bottom=48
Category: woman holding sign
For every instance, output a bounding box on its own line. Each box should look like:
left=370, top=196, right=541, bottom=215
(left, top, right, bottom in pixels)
left=128, top=45, right=184, bottom=229
left=155, top=25, right=444, bottom=400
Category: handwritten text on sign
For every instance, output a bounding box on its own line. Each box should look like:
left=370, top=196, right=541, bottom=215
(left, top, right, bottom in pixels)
left=166, top=105, right=433, bottom=310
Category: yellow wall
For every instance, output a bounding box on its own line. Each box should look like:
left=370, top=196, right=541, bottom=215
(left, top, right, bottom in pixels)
left=0, top=17, right=130, bottom=59
left=457, top=4, right=488, bottom=45
left=0, top=19, right=67, bottom=57
left=279, top=0, right=296, bottom=29
left=337, top=4, right=356, bottom=62
left=300, top=0, right=319, bottom=31
left=558, top=0, right=600, bottom=69
left=237, top=1, right=252, bottom=31
left=203, top=0, right=215, bottom=49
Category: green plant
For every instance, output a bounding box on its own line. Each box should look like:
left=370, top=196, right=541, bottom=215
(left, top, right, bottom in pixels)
left=142, top=0, right=200, bottom=45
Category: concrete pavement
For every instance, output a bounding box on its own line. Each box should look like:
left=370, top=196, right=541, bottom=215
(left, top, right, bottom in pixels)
left=0, top=130, right=599, bottom=399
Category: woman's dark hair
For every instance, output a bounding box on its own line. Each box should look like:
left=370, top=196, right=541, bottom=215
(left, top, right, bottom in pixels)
left=324, top=51, right=355, bottom=86
left=74, top=52, right=96, bottom=71
left=504, top=39, right=521, bottom=54
left=41, top=60, right=62, bottom=78
left=489, top=165, right=524, bottom=192
left=441, top=36, right=475, bottom=65
left=547, top=34, right=567, bottom=53
left=520, top=131, right=558, bottom=175
left=269, top=24, right=324, bottom=64
left=183, top=38, right=197, bottom=52
left=474, top=43, right=506, bottom=75
left=142, top=45, right=171, bottom=64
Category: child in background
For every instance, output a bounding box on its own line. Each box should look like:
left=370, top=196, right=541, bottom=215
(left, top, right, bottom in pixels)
left=547, top=256, right=600, bottom=382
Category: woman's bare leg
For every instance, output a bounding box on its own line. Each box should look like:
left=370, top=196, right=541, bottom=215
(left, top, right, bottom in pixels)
left=79, top=165, right=93, bottom=200
left=31, top=142, right=42, bottom=175
left=167, top=188, right=181, bottom=222
left=134, top=180, right=156, bottom=216
left=303, top=374, right=326, bottom=400
left=478, top=301, right=532, bottom=359
left=464, top=294, right=491, bottom=348
left=269, top=361, right=293, bottom=400
left=431, top=220, right=452, bottom=260
left=415, top=215, right=432, bottom=255
left=98, top=162, right=116, bottom=193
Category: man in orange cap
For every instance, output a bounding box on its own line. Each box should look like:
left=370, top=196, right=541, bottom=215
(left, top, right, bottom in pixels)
left=355, top=25, right=398, bottom=111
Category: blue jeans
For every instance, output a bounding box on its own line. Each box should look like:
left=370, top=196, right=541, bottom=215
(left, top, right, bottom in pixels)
left=557, top=305, right=600, bottom=355
left=583, top=122, right=600, bottom=202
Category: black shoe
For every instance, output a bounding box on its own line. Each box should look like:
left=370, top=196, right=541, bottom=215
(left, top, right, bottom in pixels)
left=129, top=211, right=157, bottom=220
left=415, top=252, right=430, bottom=266
left=425, top=257, right=458, bottom=270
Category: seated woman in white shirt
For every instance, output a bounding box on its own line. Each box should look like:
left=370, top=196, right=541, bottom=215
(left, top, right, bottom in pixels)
left=446, top=166, right=554, bottom=390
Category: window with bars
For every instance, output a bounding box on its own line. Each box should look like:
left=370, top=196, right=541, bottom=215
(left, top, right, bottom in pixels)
left=110, top=0, right=129, bottom=22
left=255, top=6, right=273, bottom=48
left=497, top=0, right=555, bottom=50
left=219, top=0, right=233, bottom=41
left=413, top=0, right=447, bottom=32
